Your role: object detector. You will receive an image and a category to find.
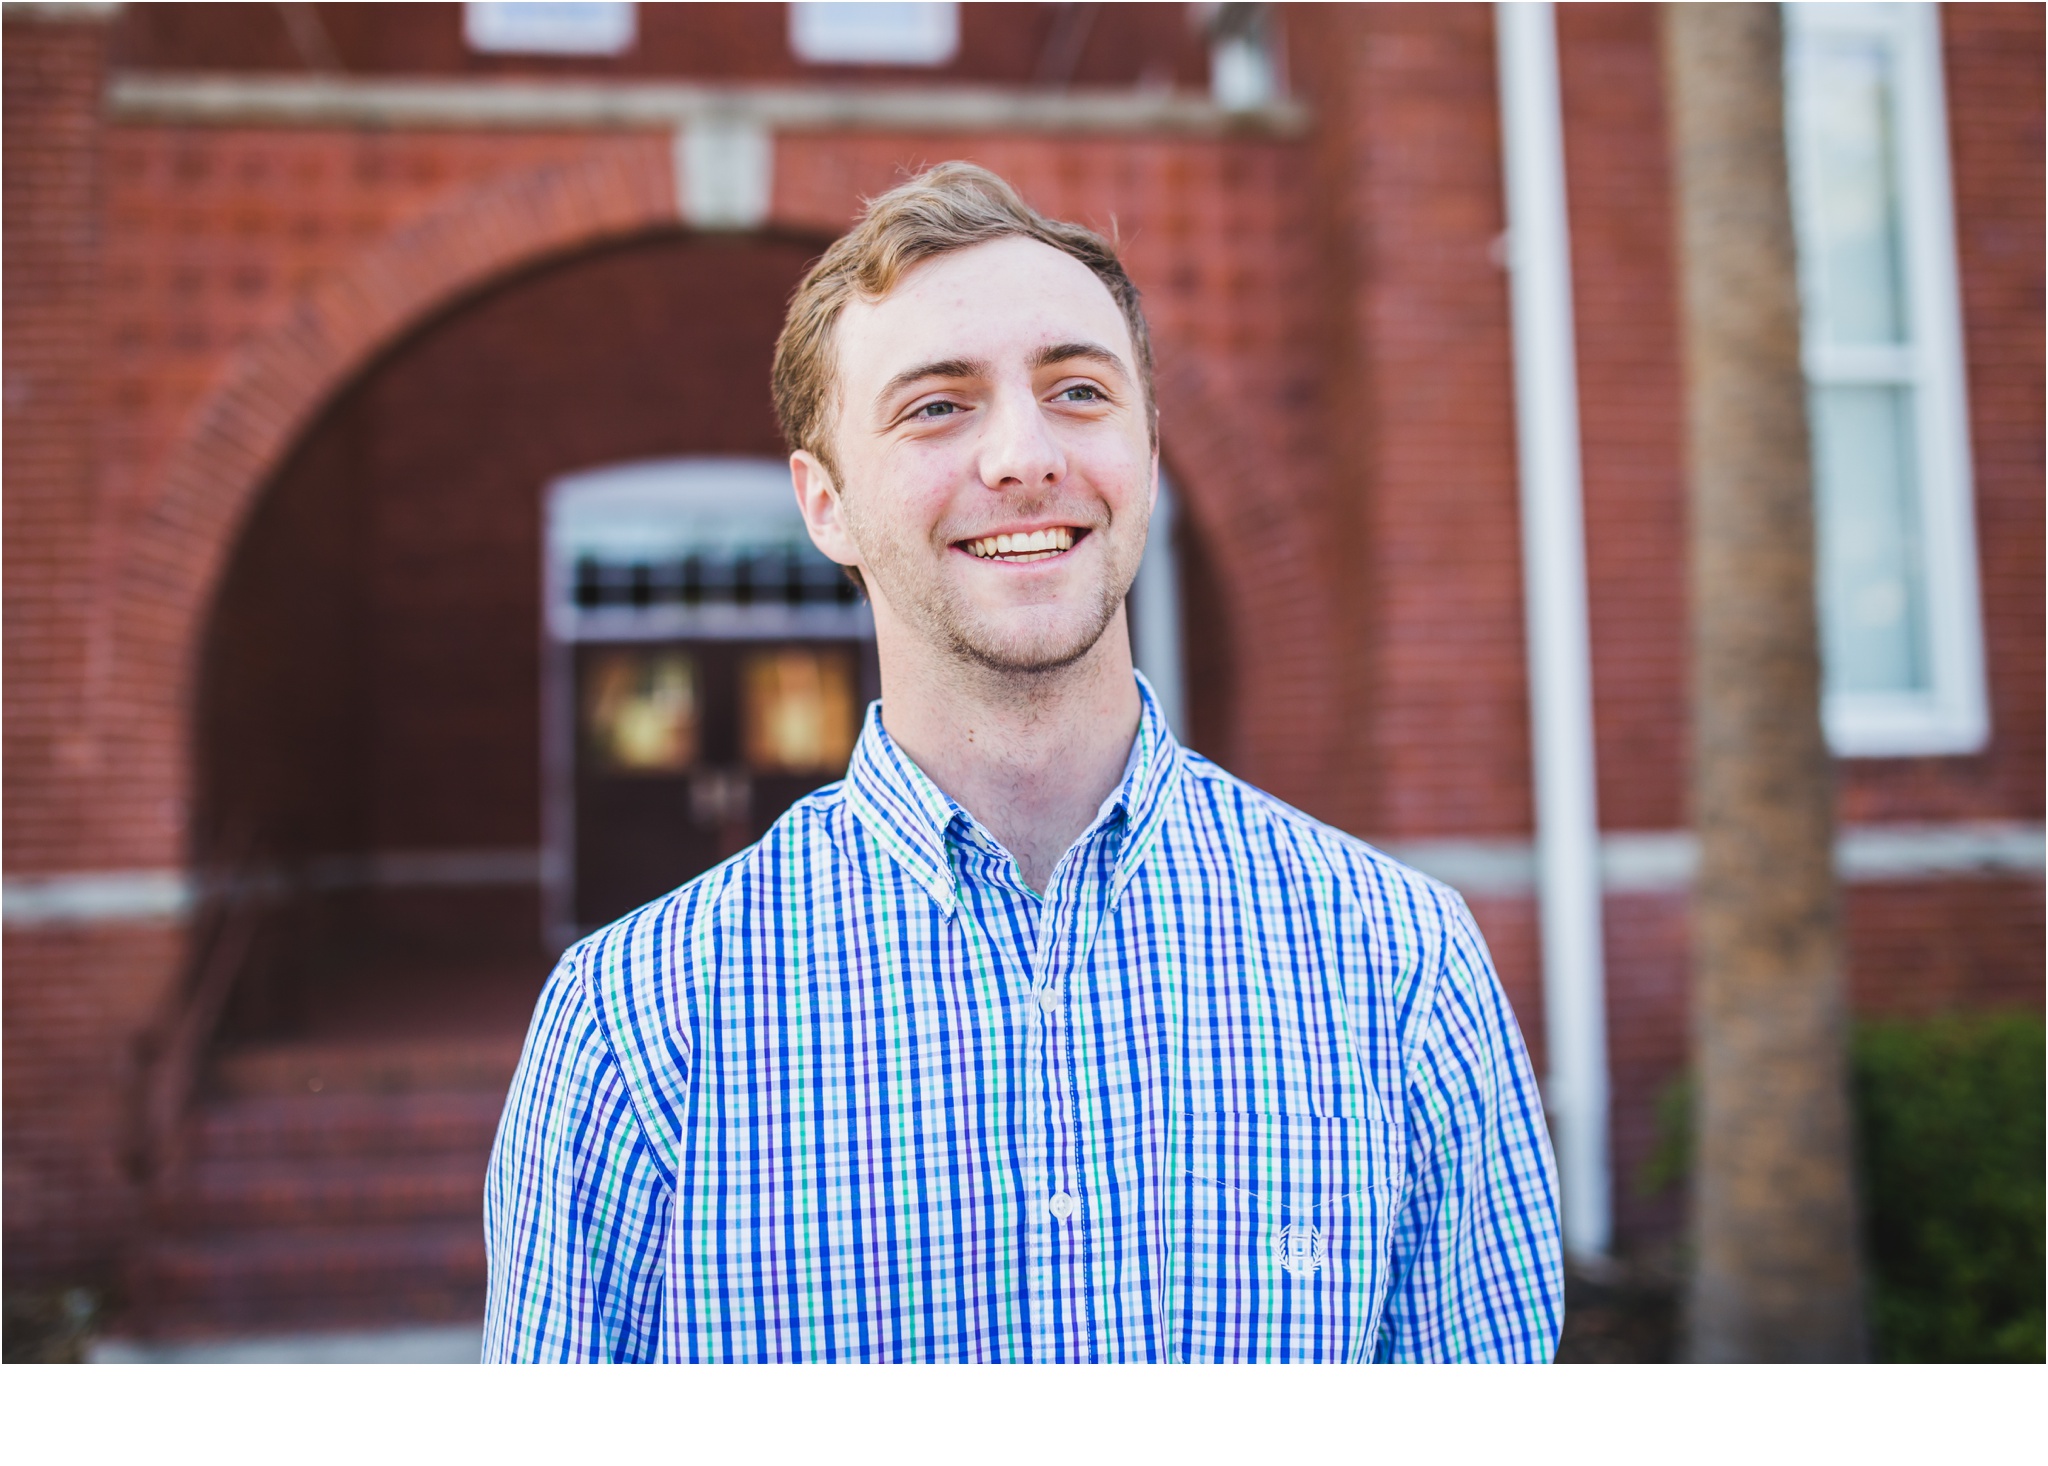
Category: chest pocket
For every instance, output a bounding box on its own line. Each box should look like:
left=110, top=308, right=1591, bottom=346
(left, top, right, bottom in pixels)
left=1169, top=1111, right=1397, bottom=1363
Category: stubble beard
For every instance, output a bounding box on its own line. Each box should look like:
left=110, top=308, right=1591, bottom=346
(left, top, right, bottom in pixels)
left=845, top=489, right=1147, bottom=682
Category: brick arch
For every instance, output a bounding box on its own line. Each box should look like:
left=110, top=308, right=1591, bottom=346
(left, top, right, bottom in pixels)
left=95, top=150, right=684, bottom=865
left=1152, top=356, right=1344, bottom=809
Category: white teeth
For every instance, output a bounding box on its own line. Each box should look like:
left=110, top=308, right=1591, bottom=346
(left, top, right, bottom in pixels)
left=966, top=528, right=1076, bottom=560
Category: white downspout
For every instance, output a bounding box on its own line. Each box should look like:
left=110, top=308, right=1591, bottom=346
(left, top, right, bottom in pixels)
left=1495, top=1, right=1613, bottom=1260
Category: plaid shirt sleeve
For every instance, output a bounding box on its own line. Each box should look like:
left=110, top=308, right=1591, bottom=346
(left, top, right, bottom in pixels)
left=482, top=950, right=674, bottom=1362
left=1374, top=893, right=1565, bottom=1362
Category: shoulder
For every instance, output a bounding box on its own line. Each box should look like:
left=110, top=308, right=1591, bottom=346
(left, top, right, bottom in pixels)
left=1172, top=750, right=1469, bottom=942
left=564, top=781, right=852, bottom=1129
left=579, top=780, right=851, bottom=965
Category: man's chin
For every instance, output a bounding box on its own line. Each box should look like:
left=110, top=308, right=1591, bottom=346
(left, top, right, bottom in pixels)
left=943, top=611, right=1116, bottom=677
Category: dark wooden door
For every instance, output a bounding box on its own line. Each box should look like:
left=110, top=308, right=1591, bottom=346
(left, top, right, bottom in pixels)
left=571, top=638, right=877, bottom=930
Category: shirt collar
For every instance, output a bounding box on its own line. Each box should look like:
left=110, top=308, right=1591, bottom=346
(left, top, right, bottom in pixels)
left=843, top=670, right=1184, bottom=916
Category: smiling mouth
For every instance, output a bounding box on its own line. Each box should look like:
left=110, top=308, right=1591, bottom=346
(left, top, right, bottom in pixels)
left=960, top=527, right=1081, bottom=563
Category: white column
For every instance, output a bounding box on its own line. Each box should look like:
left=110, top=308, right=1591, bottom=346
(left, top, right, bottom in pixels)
left=1130, top=478, right=1187, bottom=737
left=676, top=114, right=773, bottom=231
left=1495, top=1, right=1613, bottom=1260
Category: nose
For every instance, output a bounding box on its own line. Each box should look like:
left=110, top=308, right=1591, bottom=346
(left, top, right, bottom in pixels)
left=976, top=382, right=1065, bottom=493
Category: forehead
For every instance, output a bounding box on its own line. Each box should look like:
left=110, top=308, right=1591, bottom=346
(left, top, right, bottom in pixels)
left=833, top=235, right=1134, bottom=388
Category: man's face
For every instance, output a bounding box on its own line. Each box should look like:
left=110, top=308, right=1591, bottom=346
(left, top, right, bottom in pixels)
left=792, top=235, right=1157, bottom=677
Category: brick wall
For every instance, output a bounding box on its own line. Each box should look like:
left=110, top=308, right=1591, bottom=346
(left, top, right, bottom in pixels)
left=4, top=14, right=111, bottom=873
left=1558, top=3, right=1691, bottom=834
left=1292, top=2, right=1534, bottom=843
left=1, top=10, right=153, bottom=1283
left=113, top=3, right=1211, bottom=90
left=2, top=921, right=190, bottom=1279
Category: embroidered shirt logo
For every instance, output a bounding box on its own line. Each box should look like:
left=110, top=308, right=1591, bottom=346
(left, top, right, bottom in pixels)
left=1274, top=1223, right=1325, bottom=1278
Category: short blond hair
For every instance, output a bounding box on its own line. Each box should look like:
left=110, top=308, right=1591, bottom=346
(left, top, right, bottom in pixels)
left=771, top=161, right=1157, bottom=483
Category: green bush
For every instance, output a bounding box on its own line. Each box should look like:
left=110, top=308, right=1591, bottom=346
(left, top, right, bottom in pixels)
left=1853, top=1012, right=2045, bottom=1363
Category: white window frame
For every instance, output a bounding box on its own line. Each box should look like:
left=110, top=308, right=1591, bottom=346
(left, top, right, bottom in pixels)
left=464, top=2, right=637, bottom=57
left=538, top=457, right=873, bottom=947
left=788, top=3, right=960, bottom=67
left=1784, top=2, right=1989, bottom=757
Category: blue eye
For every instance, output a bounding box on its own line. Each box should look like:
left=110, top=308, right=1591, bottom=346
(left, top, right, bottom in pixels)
left=1058, top=385, right=1106, bottom=402
left=912, top=401, right=958, bottom=419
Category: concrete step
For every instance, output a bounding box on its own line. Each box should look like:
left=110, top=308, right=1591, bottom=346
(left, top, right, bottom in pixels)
left=130, top=1222, right=487, bottom=1336
left=126, top=1030, right=523, bottom=1338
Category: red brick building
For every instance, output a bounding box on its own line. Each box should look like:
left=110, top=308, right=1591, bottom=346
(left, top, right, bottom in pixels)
left=5, top=3, right=2039, bottom=1333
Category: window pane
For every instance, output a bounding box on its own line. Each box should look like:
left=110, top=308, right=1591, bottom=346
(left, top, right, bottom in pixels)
left=584, top=649, right=697, bottom=773
left=742, top=647, right=859, bottom=774
left=788, top=3, right=959, bottom=66
left=465, top=2, right=636, bottom=56
left=1813, top=385, right=1929, bottom=695
left=1796, top=36, right=1910, bottom=346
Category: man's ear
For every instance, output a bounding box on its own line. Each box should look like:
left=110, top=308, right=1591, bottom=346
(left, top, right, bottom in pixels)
left=790, top=451, right=862, bottom=570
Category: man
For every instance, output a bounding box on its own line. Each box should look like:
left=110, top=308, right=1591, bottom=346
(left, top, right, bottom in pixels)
left=484, top=163, right=1562, bottom=1363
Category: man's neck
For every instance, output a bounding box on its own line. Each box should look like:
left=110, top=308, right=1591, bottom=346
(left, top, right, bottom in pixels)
left=874, top=620, right=1143, bottom=895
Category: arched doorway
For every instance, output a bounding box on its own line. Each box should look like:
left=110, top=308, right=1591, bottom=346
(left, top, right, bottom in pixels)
left=196, top=229, right=831, bottom=1045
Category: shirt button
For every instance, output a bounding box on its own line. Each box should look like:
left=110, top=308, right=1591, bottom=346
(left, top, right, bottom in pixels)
left=1034, top=987, right=1058, bottom=1012
left=1049, top=1192, right=1077, bottom=1221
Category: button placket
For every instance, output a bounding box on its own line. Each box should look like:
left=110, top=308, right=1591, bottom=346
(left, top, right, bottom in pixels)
left=954, top=833, right=1060, bottom=1358
left=985, top=851, right=1055, bottom=1356
left=1023, top=859, right=1080, bottom=1355
left=1034, top=832, right=1120, bottom=1360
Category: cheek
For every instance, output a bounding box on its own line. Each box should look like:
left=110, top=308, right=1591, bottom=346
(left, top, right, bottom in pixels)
left=1083, top=450, right=1154, bottom=526
left=845, top=447, right=963, bottom=548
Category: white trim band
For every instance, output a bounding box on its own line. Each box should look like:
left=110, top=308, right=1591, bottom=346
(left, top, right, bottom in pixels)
left=1381, top=821, right=2046, bottom=899
left=7, top=823, right=2040, bottom=929
left=1, top=870, right=196, bottom=928
left=106, top=73, right=1309, bottom=138
left=2, top=3, right=123, bottom=23
left=3, top=847, right=542, bottom=929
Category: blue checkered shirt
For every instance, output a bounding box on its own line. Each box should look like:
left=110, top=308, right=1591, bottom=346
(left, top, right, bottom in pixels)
left=484, top=675, right=1562, bottom=1362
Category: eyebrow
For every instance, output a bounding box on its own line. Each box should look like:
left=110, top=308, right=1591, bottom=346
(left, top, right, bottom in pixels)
left=876, top=357, right=987, bottom=410
left=873, top=341, right=1134, bottom=418
left=1030, top=341, right=1131, bottom=381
